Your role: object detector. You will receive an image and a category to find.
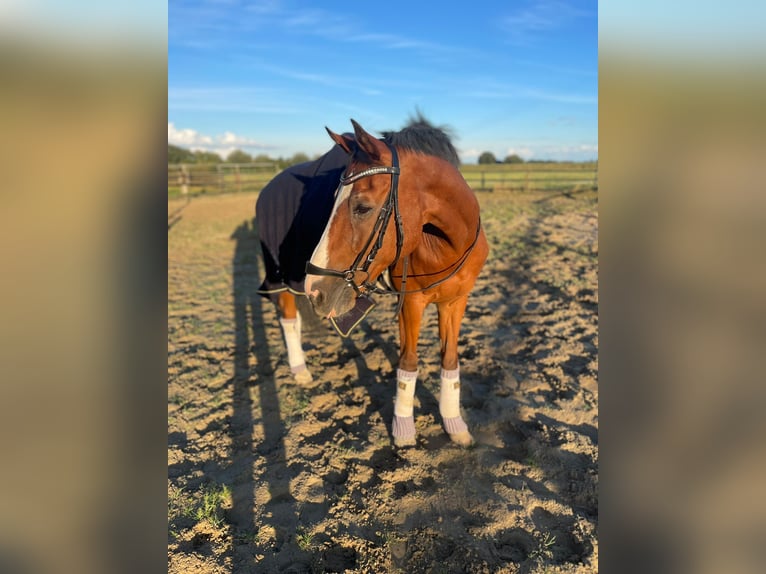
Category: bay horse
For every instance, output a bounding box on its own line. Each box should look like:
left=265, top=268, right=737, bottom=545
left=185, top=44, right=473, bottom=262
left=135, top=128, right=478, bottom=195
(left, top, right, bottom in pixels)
left=304, top=119, right=489, bottom=447
left=255, top=115, right=461, bottom=384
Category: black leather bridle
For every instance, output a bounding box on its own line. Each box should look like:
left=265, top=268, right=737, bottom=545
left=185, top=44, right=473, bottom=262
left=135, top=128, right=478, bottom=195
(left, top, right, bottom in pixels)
left=305, top=142, right=404, bottom=296
left=305, top=142, right=482, bottom=309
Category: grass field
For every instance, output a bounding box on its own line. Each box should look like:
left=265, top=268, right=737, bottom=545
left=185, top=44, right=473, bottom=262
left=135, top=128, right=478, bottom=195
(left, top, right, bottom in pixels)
left=168, top=184, right=598, bottom=573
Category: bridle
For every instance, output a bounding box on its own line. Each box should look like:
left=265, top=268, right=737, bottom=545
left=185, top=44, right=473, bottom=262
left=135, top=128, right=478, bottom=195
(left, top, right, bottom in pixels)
left=305, top=142, right=403, bottom=295
left=305, top=141, right=481, bottom=310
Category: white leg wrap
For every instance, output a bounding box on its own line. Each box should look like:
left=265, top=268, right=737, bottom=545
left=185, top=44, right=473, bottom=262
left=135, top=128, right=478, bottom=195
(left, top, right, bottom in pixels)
left=279, top=315, right=306, bottom=373
left=439, top=367, right=462, bottom=419
left=394, top=369, right=417, bottom=417
left=393, top=369, right=417, bottom=443
left=440, top=366, right=469, bottom=436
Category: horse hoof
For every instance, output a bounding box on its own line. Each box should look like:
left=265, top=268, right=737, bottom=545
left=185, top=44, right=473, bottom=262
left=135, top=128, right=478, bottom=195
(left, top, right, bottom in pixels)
left=293, top=369, right=313, bottom=384
left=394, top=436, right=416, bottom=448
left=448, top=431, right=474, bottom=447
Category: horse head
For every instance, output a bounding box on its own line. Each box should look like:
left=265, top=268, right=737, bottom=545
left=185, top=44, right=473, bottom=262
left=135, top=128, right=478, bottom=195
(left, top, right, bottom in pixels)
left=304, top=119, right=421, bottom=318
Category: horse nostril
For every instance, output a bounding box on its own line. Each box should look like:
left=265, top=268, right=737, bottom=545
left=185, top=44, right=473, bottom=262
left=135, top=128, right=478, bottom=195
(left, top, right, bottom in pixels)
left=308, top=290, right=323, bottom=308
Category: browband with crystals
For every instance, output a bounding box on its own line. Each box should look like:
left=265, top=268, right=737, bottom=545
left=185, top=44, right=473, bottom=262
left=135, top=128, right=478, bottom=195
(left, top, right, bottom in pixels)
left=340, top=165, right=400, bottom=185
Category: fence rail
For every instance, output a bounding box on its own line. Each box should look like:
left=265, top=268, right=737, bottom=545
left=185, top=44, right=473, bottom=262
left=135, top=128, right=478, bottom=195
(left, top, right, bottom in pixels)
left=460, top=163, right=598, bottom=192
left=168, top=162, right=598, bottom=197
left=168, top=162, right=281, bottom=197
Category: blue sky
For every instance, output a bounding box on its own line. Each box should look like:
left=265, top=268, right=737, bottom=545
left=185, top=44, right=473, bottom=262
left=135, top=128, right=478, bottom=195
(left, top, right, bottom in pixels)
left=169, top=0, right=597, bottom=163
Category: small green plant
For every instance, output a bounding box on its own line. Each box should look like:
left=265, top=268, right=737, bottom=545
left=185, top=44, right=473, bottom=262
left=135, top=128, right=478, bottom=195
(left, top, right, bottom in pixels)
left=294, top=390, right=310, bottom=412
left=233, top=529, right=262, bottom=544
left=335, top=443, right=359, bottom=459
left=295, top=527, right=314, bottom=551
left=168, top=485, right=185, bottom=516
left=168, top=484, right=197, bottom=526
left=284, top=388, right=311, bottom=421
left=377, top=528, right=403, bottom=547
left=529, top=531, right=556, bottom=564
left=193, top=483, right=231, bottom=528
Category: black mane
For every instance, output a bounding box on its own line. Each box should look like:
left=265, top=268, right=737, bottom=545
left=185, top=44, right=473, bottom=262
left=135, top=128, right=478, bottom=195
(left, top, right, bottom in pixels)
left=381, top=111, right=460, bottom=168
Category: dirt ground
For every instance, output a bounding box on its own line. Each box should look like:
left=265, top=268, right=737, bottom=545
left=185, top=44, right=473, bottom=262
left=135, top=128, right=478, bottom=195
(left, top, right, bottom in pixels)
left=168, top=186, right=598, bottom=573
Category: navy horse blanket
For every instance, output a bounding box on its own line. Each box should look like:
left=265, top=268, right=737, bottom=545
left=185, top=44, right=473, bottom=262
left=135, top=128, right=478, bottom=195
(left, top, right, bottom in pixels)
left=255, top=144, right=348, bottom=302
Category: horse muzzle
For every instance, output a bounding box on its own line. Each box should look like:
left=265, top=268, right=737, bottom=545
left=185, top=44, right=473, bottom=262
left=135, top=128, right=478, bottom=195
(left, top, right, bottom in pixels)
left=305, top=275, right=357, bottom=319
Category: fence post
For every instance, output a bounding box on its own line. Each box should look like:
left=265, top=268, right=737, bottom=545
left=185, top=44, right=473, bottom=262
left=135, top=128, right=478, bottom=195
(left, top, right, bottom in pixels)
left=235, top=164, right=241, bottom=193
left=217, top=164, right=224, bottom=194
left=180, top=164, right=189, bottom=196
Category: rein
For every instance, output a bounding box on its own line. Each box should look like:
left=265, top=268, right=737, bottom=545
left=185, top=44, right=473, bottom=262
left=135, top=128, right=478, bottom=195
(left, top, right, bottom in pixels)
left=305, top=142, right=481, bottom=313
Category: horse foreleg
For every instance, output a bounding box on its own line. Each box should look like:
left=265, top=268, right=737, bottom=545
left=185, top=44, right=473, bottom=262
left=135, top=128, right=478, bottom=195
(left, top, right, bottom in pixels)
left=392, top=295, right=426, bottom=447
left=277, top=291, right=313, bottom=384
left=437, top=296, right=473, bottom=446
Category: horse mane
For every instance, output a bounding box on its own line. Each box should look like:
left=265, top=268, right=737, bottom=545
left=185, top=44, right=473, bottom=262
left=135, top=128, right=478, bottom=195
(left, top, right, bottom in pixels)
left=381, top=111, right=460, bottom=168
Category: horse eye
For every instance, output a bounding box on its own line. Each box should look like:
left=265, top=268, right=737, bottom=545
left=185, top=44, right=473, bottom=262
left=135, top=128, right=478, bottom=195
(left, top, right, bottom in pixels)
left=353, top=204, right=373, bottom=217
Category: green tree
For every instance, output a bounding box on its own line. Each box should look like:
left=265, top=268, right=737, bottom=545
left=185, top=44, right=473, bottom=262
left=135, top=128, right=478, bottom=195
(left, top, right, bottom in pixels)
left=503, top=153, right=525, bottom=164
left=193, top=150, right=223, bottom=164
left=226, top=149, right=253, bottom=163
left=287, top=152, right=310, bottom=166
left=478, top=151, right=497, bottom=165
left=168, top=144, right=195, bottom=164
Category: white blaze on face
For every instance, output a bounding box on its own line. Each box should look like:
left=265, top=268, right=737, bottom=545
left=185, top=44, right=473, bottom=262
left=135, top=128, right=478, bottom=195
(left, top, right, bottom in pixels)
left=304, top=182, right=352, bottom=294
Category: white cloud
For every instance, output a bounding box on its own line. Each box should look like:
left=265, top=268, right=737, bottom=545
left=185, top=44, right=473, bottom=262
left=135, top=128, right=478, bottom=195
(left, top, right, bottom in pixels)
left=168, top=122, right=273, bottom=156
left=505, top=147, right=535, bottom=159
left=219, top=131, right=262, bottom=146
left=168, top=122, right=213, bottom=147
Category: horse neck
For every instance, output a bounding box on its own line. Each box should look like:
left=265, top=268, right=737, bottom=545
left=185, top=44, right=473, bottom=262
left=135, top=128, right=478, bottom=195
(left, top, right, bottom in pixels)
left=410, top=155, right=479, bottom=249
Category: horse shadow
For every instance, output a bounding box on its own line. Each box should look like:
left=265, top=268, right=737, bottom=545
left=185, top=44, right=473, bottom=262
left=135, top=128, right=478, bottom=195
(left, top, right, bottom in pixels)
left=167, top=196, right=190, bottom=230
left=229, top=219, right=296, bottom=553
left=227, top=219, right=401, bottom=560
left=227, top=217, right=451, bottom=569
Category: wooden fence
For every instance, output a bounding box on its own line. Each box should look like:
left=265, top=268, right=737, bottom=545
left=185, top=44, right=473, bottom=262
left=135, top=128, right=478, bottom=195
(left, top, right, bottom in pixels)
left=459, top=163, right=598, bottom=192
left=168, top=162, right=597, bottom=197
left=168, top=162, right=281, bottom=197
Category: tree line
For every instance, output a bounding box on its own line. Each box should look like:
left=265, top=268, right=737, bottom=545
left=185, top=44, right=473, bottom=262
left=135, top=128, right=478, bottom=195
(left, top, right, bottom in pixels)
left=168, top=144, right=311, bottom=168
left=478, top=152, right=525, bottom=164
left=169, top=143, right=590, bottom=167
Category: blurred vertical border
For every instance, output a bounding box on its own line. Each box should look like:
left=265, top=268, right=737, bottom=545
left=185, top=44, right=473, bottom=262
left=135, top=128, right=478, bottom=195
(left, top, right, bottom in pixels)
left=600, top=2, right=766, bottom=573
left=0, top=3, right=167, bottom=574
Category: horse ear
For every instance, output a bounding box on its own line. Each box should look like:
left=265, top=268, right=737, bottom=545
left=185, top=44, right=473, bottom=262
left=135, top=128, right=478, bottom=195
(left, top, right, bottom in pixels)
left=326, top=127, right=354, bottom=154
left=350, top=119, right=383, bottom=161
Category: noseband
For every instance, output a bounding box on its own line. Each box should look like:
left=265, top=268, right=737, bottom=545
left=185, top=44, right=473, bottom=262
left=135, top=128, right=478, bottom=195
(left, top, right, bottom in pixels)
left=305, top=142, right=404, bottom=296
